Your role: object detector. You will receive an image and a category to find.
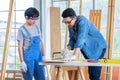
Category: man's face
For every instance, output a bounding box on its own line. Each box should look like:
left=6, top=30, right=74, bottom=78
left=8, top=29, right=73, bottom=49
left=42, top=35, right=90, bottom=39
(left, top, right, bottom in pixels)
left=63, top=16, right=76, bottom=28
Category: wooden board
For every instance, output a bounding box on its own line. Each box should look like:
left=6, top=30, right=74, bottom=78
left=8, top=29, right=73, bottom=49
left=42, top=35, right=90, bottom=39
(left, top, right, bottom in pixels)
left=89, top=10, right=102, bottom=30
left=43, top=60, right=85, bottom=63
left=105, top=0, right=115, bottom=80
left=43, top=60, right=65, bottom=63
left=50, top=7, right=61, bottom=54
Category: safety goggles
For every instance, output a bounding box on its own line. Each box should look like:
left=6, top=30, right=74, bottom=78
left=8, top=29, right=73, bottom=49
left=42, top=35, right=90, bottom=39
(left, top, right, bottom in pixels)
left=29, top=17, right=39, bottom=20
left=62, top=18, right=73, bottom=24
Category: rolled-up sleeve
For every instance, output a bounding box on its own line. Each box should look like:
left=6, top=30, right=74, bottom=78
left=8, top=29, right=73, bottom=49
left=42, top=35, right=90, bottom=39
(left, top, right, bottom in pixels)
left=67, top=38, right=74, bottom=47
left=74, top=20, right=89, bottom=49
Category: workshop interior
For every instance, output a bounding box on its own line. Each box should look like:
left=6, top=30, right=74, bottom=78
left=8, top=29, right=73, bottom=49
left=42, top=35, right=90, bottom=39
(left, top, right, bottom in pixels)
left=0, top=0, right=120, bottom=80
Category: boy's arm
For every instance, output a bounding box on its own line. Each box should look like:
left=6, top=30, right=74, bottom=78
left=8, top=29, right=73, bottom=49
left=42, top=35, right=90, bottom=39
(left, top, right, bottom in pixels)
left=18, top=41, right=24, bottom=62
left=41, top=40, right=45, bottom=56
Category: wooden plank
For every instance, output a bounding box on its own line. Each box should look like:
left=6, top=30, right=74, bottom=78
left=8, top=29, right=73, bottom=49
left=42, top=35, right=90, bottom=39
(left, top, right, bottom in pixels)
left=0, top=0, right=14, bottom=80
left=68, top=0, right=70, bottom=8
left=5, top=78, right=22, bottom=80
left=105, top=0, right=111, bottom=79
left=89, top=10, right=102, bottom=30
left=105, top=0, right=115, bottom=80
left=50, top=7, right=61, bottom=80
left=50, top=7, right=61, bottom=54
left=79, top=0, right=82, bottom=15
left=71, top=71, right=76, bottom=80
left=50, top=66, right=57, bottom=80
left=119, top=68, right=120, bottom=80
left=106, top=0, right=112, bottom=59
left=109, top=0, right=115, bottom=59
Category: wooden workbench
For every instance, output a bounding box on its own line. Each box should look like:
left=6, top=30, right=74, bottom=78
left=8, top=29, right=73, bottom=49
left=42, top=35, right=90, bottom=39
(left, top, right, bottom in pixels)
left=39, top=60, right=120, bottom=67
left=40, top=60, right=120, bottom=80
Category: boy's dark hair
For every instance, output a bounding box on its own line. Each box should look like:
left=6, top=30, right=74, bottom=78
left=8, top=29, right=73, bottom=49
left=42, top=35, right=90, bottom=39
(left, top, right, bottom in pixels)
left=62, top=8, right=76, bottom=18
left=24, top=7, right=39, bottom=18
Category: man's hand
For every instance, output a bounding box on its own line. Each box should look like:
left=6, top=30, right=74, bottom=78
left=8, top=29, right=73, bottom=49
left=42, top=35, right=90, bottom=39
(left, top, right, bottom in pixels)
left=64, top=55, right=77, bottom=61
left=20, top=61, right=27, bottom=72
left=62, top=48, right=69, bottom=55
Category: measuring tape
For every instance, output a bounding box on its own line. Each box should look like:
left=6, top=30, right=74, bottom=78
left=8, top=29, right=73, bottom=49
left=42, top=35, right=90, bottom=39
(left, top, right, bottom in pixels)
left=99, top=59, right=120, bottom=64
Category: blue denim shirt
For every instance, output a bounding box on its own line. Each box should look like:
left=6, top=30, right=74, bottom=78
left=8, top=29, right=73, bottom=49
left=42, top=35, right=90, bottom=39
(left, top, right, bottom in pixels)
left=67, top=15, right=107, bottom=59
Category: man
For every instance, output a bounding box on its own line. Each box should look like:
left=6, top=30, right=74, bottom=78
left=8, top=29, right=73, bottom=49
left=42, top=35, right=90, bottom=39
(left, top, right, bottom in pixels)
left=17, top=7, right=46, bottom=80
left=62, top=8, right=107, bottom=80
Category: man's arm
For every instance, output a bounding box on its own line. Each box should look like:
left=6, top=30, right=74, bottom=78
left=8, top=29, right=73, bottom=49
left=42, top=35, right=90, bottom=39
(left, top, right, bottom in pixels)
left=18, top=41, right=24, bottom=62
left=67, top=45, right=72, bottom=50
left=73, top=48, right=80, bottom=55
left=74, top=20, right=88, bottom=49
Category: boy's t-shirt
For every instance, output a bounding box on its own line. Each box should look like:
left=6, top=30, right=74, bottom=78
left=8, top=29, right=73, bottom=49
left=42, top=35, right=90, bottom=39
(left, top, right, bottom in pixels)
left=17, top=24, right=41, bottom=51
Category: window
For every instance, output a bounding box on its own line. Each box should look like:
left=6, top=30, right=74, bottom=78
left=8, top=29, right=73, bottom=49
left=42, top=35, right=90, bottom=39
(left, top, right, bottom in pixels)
left=0, top=0, right=36, bottom=70
left=112, top=0, right=120, bottom=59
left=95, top=0, right=108, bottom=38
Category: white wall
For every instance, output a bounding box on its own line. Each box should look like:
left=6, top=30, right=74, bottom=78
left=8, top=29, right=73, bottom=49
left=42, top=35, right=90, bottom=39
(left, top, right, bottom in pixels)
left=34, top=0, right=52, bottom=59
left=41, top=0, right=52, bottom=59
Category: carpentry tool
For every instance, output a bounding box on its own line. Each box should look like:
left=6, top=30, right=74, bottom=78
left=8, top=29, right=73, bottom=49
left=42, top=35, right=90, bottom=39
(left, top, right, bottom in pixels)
left=99, top=59, right=120, bottom=64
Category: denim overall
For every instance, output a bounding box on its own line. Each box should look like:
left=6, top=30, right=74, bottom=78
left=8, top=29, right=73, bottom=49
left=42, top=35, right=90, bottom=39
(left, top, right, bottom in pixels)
left=22, top=26, right=45, bottom=80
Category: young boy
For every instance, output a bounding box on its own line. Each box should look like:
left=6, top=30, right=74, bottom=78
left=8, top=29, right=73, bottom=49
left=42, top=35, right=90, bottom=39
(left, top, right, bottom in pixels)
left=17, top=7, right=46, bottom=80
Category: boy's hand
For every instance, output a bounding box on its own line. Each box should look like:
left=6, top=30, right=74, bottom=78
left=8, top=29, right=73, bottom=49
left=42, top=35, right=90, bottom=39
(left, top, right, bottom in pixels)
left=42, top=56, right=46, bottom=61
left=20, top=61, right=27, bottom=72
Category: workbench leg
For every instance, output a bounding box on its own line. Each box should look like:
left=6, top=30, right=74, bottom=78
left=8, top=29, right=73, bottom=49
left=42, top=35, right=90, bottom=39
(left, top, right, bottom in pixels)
left=65, top=71, right=70, bottom=80
left=50, top=66, right=57, bottom=80
left=56, top=67, right=64, bottom=80
left=78, top=67, right=85, bottom=80
left=62, top=70, right=68, bottom=80
left=71, top=71, right=76, bottom=80
left=119, top=67, right=120, bottom=80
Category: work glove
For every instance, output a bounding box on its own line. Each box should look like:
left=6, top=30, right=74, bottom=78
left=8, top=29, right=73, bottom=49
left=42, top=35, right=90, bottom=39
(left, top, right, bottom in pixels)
left=61, top=48, right=69, bottom=56
left=64, top=55, right=77, bottom=61
left=20, top=61, right=27, bottom=72
left=42, top=56, right=46, bottom=61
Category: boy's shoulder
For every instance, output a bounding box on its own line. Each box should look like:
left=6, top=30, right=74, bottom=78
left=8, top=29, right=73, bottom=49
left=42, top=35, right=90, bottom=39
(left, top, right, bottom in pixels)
left=19, top=25, right=25, bottom=30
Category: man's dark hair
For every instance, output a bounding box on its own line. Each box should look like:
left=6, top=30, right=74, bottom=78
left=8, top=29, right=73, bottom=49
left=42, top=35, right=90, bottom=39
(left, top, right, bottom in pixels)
left=62, top=8, right=76, bottom=18
left=24, top=7, right=39, bottom=18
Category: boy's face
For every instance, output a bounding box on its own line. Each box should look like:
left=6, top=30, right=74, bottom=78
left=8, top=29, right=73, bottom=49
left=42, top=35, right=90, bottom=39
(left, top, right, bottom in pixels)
left=62, top=16, right=76, bottom=28
left=26, top=16, right=39, bottom=25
